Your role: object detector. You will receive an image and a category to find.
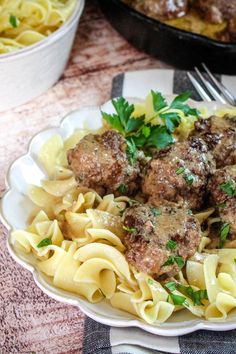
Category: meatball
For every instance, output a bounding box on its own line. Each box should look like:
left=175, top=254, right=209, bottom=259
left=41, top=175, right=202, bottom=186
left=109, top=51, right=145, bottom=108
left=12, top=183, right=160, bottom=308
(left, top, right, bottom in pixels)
left=194, top=1, right=236, bottom=42
left=142, top=137, right=215, bottom=211
left=194, top=0, right=236, bottom=24
left=67, top=130, right=140, bottom=196
left=136, top=0, right=188, bottom=20
left=208, top=165, right=236, bottom=238
left=123, top=203, right=201, bottom=279
left=191, top=115, right=236, bottom=168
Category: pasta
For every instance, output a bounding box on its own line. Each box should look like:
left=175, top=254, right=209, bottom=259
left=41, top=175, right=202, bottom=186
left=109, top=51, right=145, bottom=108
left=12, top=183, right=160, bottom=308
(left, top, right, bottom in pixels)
left=11, top=98, right=236, bottom=325
left=0, top=0, right=77, bottom=54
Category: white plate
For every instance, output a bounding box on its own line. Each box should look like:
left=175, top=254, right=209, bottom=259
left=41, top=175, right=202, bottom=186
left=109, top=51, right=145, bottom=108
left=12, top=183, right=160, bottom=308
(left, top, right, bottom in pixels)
left=1, top=97, right=236, bottom=336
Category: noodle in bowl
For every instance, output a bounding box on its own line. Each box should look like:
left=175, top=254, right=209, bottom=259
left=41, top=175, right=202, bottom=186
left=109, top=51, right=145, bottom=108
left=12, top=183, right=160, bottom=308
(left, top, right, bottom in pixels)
left=0, top=0, right=84, bottom=111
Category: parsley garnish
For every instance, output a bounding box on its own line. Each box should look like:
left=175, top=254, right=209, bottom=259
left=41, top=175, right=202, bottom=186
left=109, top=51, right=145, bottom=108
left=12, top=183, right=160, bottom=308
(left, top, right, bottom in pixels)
left=184, top=174, right=195, bottom=185
left=123, top=225, right=136, bottom=233
left=177, top=284, right=208, bottom=306
left=160, top=112, right=181, bottom=133
left=117, top=184, right=127, bottom=194
left=150, top=207, right=162, bottom=216
left=165, top=281, right=176, bottom=292
left=148, top=278, right=154, bottom=285
left=174, top=256, right=185, bottom=268
left=176, top=167, right=185, bottom=175
left=101, top=97, right=144, bottom=135
left=170, top=293, right=188, bottom=306
left=102, top=91, right=199, bottom=154
left=187, top=209, right=193, bottom=215
left=126, top=137, right=138, bottom=165
left=220, top=180, right=236, bottom=197
left=142, top=126, right=151, bottom=137
left=166, top=240, right=177, bottom=251
left=9, top=15, right=18, bottom=28
left=216, top=203, right=227, bottom=209
left=162, top=256, right=175, bottom=267
left=219, top=223, right=230, bottom=248
left=151, top=90, right=168, bottom=111
left=162, top=255, right=185, bottom=268
left=165, top=282, right=208, bottom=306
left=145, top=125, right=173, bottom=149
left=192, top=289, right=208, bottom=306
left=37, top=238, right=52, bottom=248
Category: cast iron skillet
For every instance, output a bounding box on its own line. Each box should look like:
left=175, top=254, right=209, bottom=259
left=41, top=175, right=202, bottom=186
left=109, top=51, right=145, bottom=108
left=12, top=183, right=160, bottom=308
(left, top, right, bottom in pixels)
left=99, top=0, right=236, bottom=74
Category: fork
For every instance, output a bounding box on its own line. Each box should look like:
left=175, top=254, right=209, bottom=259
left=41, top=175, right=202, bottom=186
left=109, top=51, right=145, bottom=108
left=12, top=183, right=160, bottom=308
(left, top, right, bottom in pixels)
left=187, top=63, right=236, bottom=106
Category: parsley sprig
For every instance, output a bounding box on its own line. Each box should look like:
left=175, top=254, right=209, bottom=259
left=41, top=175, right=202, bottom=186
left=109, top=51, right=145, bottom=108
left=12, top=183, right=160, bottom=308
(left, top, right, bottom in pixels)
left=102, top=91, right=199, bottom=163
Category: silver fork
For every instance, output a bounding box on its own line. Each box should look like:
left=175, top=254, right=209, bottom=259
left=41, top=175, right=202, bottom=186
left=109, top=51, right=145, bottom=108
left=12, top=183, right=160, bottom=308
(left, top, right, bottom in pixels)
left=187, top=63, right=236, bottom=106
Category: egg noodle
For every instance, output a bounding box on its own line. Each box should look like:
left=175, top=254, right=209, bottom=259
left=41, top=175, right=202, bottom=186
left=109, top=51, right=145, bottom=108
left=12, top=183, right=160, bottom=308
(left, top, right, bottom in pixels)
left=12, top=99, right=236, bottom=325
left=0, top=0, right=77, bottom=54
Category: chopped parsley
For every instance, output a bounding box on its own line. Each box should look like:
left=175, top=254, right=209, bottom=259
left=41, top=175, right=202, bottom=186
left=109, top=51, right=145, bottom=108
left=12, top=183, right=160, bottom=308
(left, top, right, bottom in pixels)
left=148, top=278, right=154, bottom=285
left=176, top=167, right=185, bottom=175
left=117, top=184, right=127, bottom=194
left=162, top=255, right=185, bottom=268
left=37, top=238, right=52, bottom=248
left=166, top=240, right=177, bottom=251
left=174, top=256, right=185, bottom=268
left=187, top=209, right=193, bottom=215
left=165, top=282, right=208, bottom=306
left=123, top=225, right=136, bottom=233
left=165, top=281, right=176, bottom=292
left=192, top=289, right=209, bottom=306
left=177, top=284, right=208, bottom=306
left=176, top=165, right=195, bottom=185
left=216, top=203, right=227, bottom=209
left=184, top=174, right=195, bottom=185
left=150, top=207, right=162, bottom=216
left=142, top=126, right=151, bottom=137
left=102, top=91, right=199, bottom=153
left=220, top=180, right=236, bottom=198
left=9, top=14, right=18, bottom=28
left=219, top=222, right=231, bottom=248
left=126, top=137, right=138, bottom=165
left=170, top=293, right=188, bottom=306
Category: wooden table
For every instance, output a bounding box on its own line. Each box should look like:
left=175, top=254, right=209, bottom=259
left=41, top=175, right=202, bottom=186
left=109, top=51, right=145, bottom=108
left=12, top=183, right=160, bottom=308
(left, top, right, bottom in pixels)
left=0, top=1, right=170, bottom=352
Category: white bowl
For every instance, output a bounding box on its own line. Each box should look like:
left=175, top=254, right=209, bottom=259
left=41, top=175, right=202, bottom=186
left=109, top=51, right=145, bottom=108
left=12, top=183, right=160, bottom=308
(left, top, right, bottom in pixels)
left=0, top=0, right=84, bottom=112
left=1, top=97, right=236, bottom=336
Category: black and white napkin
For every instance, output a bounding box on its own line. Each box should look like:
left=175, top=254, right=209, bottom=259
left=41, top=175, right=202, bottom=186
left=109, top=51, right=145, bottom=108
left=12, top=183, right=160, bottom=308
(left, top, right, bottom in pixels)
left=83, top=69, right=236, bottom=354
left=111, top=69, right=236, bottom=100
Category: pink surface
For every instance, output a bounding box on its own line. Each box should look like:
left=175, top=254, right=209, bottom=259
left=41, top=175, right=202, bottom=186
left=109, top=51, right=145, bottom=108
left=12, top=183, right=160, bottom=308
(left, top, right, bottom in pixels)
left=0, top=1, right=170, bottom=352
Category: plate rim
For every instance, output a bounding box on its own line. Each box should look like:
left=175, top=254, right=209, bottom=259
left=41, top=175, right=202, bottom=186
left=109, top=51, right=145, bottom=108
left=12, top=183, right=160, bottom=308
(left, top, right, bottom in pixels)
left=1, top=97, right=236, bottom=337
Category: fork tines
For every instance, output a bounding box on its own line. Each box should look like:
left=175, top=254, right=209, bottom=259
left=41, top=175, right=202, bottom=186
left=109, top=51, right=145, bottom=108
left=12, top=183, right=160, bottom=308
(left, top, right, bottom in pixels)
left=187, top=63, right=236, bottom=106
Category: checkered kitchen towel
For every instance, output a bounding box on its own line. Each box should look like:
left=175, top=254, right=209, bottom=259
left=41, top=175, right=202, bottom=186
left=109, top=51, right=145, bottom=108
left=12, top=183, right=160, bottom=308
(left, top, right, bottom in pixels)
left=83, top=69, right=236, bottom=354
